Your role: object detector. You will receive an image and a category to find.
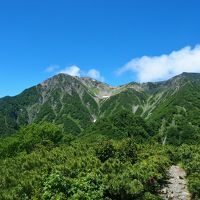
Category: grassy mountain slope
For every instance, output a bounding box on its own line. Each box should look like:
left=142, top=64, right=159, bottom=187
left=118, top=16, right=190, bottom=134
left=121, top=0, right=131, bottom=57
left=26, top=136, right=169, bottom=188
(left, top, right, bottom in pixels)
left=0, top=74, right=99, bottom=135
left=1, top=72, right=200, bottom=144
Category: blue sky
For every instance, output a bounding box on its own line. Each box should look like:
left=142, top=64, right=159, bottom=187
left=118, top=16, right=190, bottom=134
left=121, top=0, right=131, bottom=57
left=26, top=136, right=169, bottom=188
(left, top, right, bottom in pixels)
left=0, top=0, right=200, bottom=97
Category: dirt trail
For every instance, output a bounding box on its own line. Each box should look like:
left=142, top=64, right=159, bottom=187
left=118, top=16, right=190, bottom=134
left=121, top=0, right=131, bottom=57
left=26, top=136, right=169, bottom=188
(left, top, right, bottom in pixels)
left=160, top=165, right=191, bottom=200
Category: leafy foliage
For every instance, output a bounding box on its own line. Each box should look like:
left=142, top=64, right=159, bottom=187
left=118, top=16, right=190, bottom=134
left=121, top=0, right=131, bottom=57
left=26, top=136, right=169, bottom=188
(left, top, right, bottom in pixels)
left=86, top=110, right=152, bottom=140
left=0, top=111, right=173, bottom=200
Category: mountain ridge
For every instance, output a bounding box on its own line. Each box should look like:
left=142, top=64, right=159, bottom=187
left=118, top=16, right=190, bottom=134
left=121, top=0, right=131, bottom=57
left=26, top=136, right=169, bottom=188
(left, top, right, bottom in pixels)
left=1, top=72, right=195, bottom=99
left=1, top=72, right=200, bottom=137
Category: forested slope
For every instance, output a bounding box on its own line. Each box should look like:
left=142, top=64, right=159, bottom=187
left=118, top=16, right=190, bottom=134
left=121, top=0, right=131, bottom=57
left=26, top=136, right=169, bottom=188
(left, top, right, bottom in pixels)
left=0, top=73, right=200, bottom=199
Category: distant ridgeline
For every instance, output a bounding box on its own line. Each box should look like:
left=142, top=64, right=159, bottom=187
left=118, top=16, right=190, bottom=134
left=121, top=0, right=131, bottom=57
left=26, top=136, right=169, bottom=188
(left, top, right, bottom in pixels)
left=1, top=72, right=200, bottom=145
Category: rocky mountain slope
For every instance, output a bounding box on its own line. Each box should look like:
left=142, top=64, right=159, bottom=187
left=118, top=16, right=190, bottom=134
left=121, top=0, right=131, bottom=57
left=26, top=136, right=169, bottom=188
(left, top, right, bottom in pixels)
left=1, top=72, right=200, bottom=142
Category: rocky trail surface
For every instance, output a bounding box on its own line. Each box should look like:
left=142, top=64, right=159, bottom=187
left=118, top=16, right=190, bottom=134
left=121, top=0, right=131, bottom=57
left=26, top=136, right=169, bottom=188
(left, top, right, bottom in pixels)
left=160, top=165, right=191, bottom=200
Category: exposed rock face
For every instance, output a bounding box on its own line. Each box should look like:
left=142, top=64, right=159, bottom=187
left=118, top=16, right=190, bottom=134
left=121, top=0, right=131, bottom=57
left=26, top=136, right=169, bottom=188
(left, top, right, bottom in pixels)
left=160, top=165, right=191, bottom=200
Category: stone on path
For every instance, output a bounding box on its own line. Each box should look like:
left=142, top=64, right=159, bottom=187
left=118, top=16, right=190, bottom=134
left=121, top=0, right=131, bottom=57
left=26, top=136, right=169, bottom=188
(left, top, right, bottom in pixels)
left=160, top=165, right=191, bottom=200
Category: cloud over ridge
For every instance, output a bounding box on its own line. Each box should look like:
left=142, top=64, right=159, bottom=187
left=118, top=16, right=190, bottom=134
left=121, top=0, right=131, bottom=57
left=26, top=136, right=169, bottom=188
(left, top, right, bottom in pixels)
left=117, top=45, right=200, bottom=82
left=58, top=65, right=104, bottom=82
left=59, top=65, right=81, bottom=77
left=87, top=69, right=104, bottom=82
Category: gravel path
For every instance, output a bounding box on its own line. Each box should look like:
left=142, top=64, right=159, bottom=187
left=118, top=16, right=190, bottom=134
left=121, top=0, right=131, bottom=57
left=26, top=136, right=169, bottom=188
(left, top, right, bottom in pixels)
left=160, top=165, right=191, bottom=200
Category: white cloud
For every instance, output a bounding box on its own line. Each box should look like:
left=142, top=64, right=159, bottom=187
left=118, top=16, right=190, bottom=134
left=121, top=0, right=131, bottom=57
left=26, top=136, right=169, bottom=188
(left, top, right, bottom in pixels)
left=59, top=65, right=105, bottom=81
left=45, top=65, right=60, bottom=73
left=87, top=69, right=104, bottom=82
left=59, top=65, right=81, bottom=77
left=117, top=45, right=200, bottom=82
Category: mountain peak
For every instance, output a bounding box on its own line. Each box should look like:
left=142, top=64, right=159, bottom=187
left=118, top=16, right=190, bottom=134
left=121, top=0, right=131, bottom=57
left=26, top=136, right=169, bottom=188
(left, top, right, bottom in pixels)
left=41, top=73, right=79, bottom=86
